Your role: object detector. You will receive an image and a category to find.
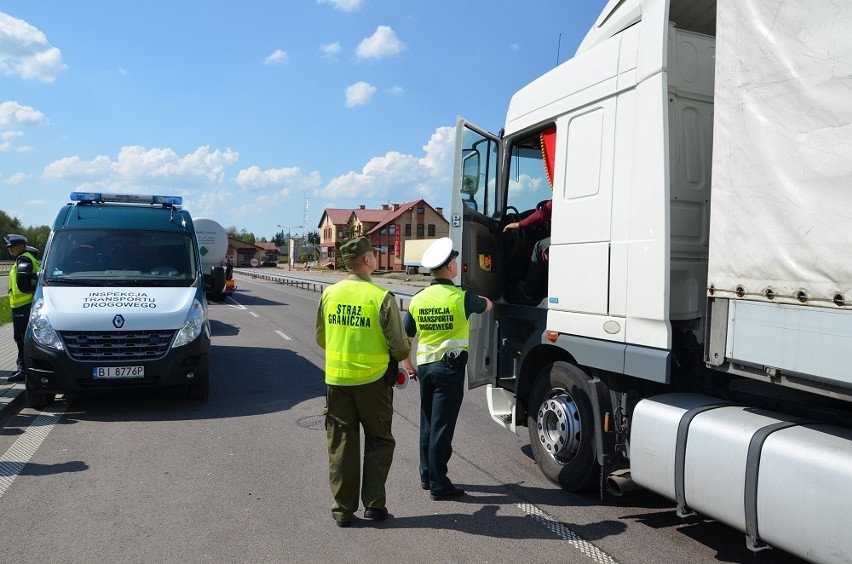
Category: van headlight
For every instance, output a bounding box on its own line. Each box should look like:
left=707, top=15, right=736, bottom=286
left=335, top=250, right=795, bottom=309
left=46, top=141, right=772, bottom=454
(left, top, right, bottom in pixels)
left=30, top=299, right=64, bottom=351
left=173, top=299, right=205, bottom=348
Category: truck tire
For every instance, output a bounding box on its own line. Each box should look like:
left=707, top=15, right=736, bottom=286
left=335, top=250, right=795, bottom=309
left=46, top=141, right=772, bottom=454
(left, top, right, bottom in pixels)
left=188, top=373, right=209, bottom=400
left=527, top=361, right=599, bottom=491
left=25, top=380, right=55, bottom=410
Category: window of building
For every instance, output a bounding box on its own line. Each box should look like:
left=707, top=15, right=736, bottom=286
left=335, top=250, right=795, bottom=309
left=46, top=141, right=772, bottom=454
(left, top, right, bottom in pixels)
left=405, top=224, right=411, bottom=236
left=417, top=206, right=425, bottom=215
left=389, top=224, right=396, bottom=235
left=427, top=224, right=436, bottom=237
left=416, top=224, right=424, bottom=237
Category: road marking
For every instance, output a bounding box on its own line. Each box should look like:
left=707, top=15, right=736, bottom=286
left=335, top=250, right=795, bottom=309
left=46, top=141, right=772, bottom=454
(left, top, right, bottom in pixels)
left=249, top=311, right=258, bottom=317
left=0, top=405, right=67, bottom=499
left=518, top=503, right=619, bottom=564
left=275, top=330, right=292, bottom=341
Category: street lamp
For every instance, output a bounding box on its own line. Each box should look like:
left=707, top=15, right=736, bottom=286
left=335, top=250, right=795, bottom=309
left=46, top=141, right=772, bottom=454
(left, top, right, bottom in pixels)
left=277, top=224, right=303, bottom=271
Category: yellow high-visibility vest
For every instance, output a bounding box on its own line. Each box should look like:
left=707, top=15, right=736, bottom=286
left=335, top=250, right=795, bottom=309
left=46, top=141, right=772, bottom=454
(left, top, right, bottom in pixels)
left=321, top=279, right=390, bottom=386
left=8, top=251, right=40, bottom=309
left=409, top=284, right=469, bottom=365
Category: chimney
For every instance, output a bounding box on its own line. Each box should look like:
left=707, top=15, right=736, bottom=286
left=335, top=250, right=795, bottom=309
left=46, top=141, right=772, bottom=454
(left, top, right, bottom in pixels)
left=359, top=204, right=366, bottom=209
left=392, top=203, right=400, bottom=211
left=381, top=204, right=390, bottom=210
left=436, top=207, right=443, bottom=216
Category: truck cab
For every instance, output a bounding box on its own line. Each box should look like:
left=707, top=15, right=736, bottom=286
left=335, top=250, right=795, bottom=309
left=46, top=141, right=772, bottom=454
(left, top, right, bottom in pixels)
left=451, top=1, right=852, bottom=560
left=23, top=192, right=212, bottom=408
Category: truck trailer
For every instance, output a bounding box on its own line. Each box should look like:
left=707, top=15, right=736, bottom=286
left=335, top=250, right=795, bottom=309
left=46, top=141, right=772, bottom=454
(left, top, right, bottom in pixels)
left=450, top=1, right=852, bottom=561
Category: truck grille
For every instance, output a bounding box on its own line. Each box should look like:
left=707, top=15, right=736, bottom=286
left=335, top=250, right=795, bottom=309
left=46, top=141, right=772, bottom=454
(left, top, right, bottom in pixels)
left=60, top=330, right=175, bottom=361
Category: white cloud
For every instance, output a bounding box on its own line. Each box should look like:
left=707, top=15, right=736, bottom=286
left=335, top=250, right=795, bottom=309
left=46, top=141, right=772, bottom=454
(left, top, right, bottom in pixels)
left=320, top=126, right=454, bottom=203
left=345, top=81, right=376, bottom=107
left=510, top=43, right=520, bottom=51
left=0, top=101, right=47, bottom=128
left=236, top=165, right=322, bottom=193
left=0, top=12, right=67, bottom=82
left=316, top=0, right=363, bottom=12
left=264, top=49, right=290, bottom=65
left=356, top=26, right=406, bottom=60
left=320, top=42, right=341, bottom=57
left=0, top=172, right=29, bottom=185
left=42, top=145, right=239, bottom=187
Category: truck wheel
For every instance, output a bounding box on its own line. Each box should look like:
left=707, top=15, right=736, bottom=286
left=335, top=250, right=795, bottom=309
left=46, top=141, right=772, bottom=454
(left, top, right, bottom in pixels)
left=188, top=373, right=209, bottom=400
left=527, top=361, right=599, bottom=491
left=25, top=380, right=56, bottom=410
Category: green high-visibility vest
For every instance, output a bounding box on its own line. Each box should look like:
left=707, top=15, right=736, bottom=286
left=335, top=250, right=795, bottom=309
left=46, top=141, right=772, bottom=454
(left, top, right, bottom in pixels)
left=321, top=279, right=390, bottom=386
left=8, top=251, right=39, bottom=309
left=409, top=284, right=469, bottom=365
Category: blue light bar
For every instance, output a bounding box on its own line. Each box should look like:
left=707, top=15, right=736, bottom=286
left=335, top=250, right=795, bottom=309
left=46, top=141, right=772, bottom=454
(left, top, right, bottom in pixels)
left=70, top=192, right=182, bottom=206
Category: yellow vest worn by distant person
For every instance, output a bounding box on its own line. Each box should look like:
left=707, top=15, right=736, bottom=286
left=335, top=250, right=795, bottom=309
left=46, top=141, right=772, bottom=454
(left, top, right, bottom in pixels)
left=8, top=251, right=40, bottom=309
left=409, top=284, right=469, bottom=365
left=322, top=279, right=390, bottom=386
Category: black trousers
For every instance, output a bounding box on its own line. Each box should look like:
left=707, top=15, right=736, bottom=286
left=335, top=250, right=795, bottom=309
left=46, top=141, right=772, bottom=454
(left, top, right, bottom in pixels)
left=418, top=360, right=465, bottom=493
left=12, top=303, right=31, bottom=372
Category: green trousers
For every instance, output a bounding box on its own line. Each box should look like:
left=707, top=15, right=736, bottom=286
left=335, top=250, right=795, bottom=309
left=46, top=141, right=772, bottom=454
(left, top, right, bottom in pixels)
left=325, top=376, right=395, bottom=522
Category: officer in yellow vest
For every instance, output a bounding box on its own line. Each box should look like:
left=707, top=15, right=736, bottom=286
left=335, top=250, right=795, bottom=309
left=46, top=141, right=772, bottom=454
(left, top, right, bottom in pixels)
left=315, top=236, right=410, bottom=527
left=402, top=237, right=492, bottom=500
left=5, top=234, right=40, bottom=382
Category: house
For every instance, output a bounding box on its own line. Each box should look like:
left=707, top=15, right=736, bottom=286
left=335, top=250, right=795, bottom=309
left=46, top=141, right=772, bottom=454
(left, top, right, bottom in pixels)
left=317, top=200, right=449, bottom=271
left=255, top=241, right=280, bottom=264
left=227, top=237, right=263, bottom=267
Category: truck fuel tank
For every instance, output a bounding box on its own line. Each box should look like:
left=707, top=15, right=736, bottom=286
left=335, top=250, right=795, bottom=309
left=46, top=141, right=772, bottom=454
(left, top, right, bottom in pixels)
left=630, top=393, right=852, bottom=562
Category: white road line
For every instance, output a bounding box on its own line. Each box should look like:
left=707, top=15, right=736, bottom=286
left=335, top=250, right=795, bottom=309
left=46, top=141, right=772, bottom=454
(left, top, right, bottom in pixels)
left=518, top=503, right=619, bottom=564
left=0, top=405, right=67, bottom=499
left=249, top=311, right=258, bottom=317
left=275, top=330, right=292, bottom=341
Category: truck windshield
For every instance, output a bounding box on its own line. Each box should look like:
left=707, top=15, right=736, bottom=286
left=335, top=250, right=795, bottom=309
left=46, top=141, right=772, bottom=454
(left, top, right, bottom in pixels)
left=44, top=229, right=197, bottom=286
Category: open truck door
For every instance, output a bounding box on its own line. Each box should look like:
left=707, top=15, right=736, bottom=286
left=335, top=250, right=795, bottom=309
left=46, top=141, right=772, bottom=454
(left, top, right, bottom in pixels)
left=450, top=118, right=501, bottom=389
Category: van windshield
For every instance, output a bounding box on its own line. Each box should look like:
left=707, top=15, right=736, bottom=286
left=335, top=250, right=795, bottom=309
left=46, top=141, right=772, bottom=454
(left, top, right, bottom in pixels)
left=44, top=229, right=197, bottom=287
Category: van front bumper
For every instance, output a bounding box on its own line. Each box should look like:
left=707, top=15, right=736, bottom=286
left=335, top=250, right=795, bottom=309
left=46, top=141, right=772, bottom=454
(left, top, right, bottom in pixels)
left=23, top=335, right=210, bottom=395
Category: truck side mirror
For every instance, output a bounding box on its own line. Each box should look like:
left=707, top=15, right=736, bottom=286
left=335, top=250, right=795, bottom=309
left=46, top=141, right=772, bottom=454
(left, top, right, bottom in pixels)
left=15, top=258, right=36, bottom=293
left=461, top=149, right=481, bottom=195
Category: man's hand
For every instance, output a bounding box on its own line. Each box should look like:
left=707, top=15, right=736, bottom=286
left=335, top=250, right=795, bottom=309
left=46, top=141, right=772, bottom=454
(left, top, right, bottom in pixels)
left=502, top=222, right=520, bottom=232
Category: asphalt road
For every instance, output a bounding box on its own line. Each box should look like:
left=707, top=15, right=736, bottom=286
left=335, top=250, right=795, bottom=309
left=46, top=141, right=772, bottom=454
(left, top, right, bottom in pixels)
left=0, top=272, right=807, bottom=563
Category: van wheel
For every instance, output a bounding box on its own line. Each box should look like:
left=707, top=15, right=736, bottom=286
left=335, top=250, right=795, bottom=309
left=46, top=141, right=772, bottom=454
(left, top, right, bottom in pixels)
left=188, top=373, right=209, bottom=400
left=25, top=380, right=56, bottom=410
left=527, top=361, right=599, bottom=491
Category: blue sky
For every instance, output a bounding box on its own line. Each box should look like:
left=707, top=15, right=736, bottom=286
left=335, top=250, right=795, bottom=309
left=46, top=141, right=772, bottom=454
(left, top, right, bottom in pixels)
left=1, top=0, right=607, bottom=240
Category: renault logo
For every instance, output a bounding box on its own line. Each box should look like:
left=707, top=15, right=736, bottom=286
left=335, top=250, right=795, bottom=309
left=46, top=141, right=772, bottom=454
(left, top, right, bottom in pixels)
left=113, top=315, right=125, bottom=328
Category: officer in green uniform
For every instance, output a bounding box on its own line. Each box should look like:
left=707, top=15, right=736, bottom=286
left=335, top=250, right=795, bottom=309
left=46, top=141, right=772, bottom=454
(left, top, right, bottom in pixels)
left=5, top=234, right=40, bottom=382
left=402, top=237, right=492, bottom=500
left=315, top=236, right=410, bottom=527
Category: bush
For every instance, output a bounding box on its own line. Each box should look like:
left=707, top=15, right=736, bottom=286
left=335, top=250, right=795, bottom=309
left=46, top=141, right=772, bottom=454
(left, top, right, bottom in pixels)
left=0, top=295, right=10, bottom=325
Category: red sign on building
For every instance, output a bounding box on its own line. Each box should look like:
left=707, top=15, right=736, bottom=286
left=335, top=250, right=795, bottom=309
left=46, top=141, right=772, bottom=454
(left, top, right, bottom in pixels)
left=394, top=224, right=401, bottom=257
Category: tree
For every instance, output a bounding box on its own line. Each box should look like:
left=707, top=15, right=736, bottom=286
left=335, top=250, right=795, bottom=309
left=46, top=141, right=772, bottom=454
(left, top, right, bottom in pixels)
left=0, top=211, right=49, bottom=259
left=306, top=230, right=320, bottom=245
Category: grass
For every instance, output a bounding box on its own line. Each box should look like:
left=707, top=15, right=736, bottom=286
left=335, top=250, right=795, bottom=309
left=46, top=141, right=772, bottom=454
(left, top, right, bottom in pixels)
left=0, top=295, right=9, bottom=325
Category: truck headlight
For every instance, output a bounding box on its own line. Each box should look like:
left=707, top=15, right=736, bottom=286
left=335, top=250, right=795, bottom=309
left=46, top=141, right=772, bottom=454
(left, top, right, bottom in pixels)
left=30, top=299, right=64, bottom=351
left=173, top=299, right=205, bottom=348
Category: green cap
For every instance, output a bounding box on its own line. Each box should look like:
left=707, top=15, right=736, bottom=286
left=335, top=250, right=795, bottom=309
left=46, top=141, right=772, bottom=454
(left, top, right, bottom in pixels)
left=340, top=236, right=379, bottom=261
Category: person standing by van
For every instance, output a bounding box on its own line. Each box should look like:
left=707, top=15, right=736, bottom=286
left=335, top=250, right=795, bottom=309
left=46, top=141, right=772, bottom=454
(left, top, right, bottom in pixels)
left=315, top=236, right=411, bottom=527
left=402, top=237, right=492, bottom=500
left=5, top=234, right=40, bottom=382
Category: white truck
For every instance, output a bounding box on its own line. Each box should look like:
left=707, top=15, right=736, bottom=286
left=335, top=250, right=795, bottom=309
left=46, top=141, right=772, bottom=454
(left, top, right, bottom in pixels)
left=403, top=238, right=441, bottom=275
left=450, top=1, right=852, bottom=561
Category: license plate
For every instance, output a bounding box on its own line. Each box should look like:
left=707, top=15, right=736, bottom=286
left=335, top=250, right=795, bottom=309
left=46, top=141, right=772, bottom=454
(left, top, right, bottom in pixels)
left=92, top=366, right=145, bottom=379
